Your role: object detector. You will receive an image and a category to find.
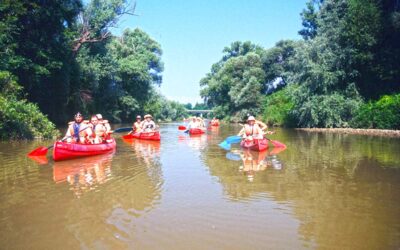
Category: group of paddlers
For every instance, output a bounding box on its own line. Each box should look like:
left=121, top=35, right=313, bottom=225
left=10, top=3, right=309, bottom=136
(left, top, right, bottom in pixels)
left=65, top=112, right=159, bottom=144
left=131, top=114, right=158, bottom=134
left=182, top=116, right=221, bottom=129
left=65, top=111, right=271, bottom=144
left=65, top=112, right=112, bottom=144
left=186, top=116, right=206, bottom=130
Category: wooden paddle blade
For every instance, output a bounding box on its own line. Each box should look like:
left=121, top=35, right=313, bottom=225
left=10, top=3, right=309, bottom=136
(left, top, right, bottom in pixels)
left=27, top=146, right=49, bottom=156
left=114, top=127, right=132, bottom=133
left=178, top=125, right=187, bottom=130
left=270, top=140, right=286, bottom=148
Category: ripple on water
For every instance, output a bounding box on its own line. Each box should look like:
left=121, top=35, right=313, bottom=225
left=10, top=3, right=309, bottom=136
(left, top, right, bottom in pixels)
left=1, top=125, right=400, bottom=249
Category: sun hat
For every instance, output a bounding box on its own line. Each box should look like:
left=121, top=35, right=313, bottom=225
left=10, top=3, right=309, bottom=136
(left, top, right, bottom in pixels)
left=144, top=114, right=152, bottom=119
left=136, top=115, right=141, bottom=119
left=247, top=116, right=256, bottom=121
left=96, top=114, right=103, bottom=119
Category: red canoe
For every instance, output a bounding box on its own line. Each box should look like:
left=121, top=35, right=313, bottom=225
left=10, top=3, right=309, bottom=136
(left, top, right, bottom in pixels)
left=240, top=138, right=269, bottom=152
left=123, top=131, right=161, bottom=141
left=189, top=128, right=205, bottom=135
left=53, top=138, right=116, bottom=161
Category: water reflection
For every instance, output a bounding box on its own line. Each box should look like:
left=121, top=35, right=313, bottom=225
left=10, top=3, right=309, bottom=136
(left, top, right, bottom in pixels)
left=0, top=126, right=399, bottom=249
left=212, top=130, right=400, bottom=249
left=28, top=155, right=49, bottom=165
left=178, top=133, right=209, bottom=150
left=53, top=153, right=113, bottom=198
left=226, top=148, right=286, bottom=182
left=207, top=125, right=220, bottom=133
left=122, top=137, right=161, bottom=165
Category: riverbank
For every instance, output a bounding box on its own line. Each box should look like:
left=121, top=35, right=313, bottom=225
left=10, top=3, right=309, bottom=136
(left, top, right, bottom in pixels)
left=296, top=128, right=400, bottom=138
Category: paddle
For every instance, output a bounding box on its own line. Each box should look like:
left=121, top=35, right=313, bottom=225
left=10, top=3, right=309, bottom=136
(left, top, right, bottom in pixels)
left=218, top=135, right=241, bottom=150
left=27, top=125, right=91, bottom=156
left=225, top=135, right=242, bottom=143
left=114, top=127, right=133, bottom=133
left=265, top=138, right=286, bottom=148
left=218, top=140, right=232, bottom=150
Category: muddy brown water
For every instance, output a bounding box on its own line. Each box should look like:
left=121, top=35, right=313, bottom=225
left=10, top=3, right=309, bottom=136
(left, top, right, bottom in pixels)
left=0, top=123, right=399, bottom=249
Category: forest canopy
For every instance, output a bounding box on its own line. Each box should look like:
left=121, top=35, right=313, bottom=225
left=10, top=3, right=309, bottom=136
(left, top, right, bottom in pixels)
left=0, top=0, right=187, bottom=139
left=200, top=0, right=400, bottom=128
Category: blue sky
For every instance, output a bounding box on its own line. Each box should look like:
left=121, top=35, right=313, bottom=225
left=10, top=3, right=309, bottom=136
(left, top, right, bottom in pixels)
left=116, top=0, right=308, bottom=105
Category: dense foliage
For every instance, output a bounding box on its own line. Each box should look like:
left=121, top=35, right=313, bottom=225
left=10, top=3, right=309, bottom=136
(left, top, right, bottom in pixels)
left=200, top=0, right=400, bottom=128
left=200, top=41, right=266, bottom=121
left=0, top=0, right=187, bottom=139
left=263, top=85, right=296, bottom=127
left=0, top=72, right=59, bottom=139
left=351, top=94, right=400, bottom=129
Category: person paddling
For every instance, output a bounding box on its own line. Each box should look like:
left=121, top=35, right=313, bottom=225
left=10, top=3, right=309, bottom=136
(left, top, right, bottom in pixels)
left=65, top=112, right=92, bottom=143
left=96, top=114, right=111, bottom=133
left=96, top=114, right=113, bottom=140
left=197, top=117, right=206, bottom=129
left=141, top=114, right=157, bottom=132
left=187, top=116, right=199, bottom=129
left=237, top=116, right=263, bottom=141
left=255, top=119, right=274, bottom=135
left=89, top=115, right=106, bottom=144
left=131, top=115, right=143, bottom=134
left=211, top=117, right=220, bottom=126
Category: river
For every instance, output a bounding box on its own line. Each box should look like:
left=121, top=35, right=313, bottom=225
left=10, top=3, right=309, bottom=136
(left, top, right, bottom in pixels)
left=0, top=123, right=399, bottom=249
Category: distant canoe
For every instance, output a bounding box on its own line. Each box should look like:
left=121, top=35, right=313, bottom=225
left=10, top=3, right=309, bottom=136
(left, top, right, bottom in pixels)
left=189, top=128, right=205, bottom=135
left=123, top=131, right=161, bottom=141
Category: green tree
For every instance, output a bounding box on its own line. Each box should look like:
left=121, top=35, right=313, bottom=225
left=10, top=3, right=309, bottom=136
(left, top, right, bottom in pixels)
left=0, top=71, right=58, bottom=139
left=72, top=0, right=137, bottom=54
left=184, top=103, right=193, bottom=110
left=351, top=94, right=400, bottom=129
left=298, top=0, right=323, bottom=40
left=289, top=0, right=364, bottom=127
left=0, top=0, right=81, bottom=123
left=263, top=84, right=297, bottom=127
left=262, top=40, right=300, bottom=93
left=200, top=41, right=266, bottom=120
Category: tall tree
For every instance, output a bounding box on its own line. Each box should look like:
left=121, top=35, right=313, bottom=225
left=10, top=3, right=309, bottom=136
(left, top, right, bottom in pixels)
left=200, top=42, right=266, bottom=119
left=298, top=0, right=324, bottom=40
left=76, top=28, right=163, bottom=122
left=72, top=0, right=137, bottom=54
left=0, top=0, right=82, bottom=122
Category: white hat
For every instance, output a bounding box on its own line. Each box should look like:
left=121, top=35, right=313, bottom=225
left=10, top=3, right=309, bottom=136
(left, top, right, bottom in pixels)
left=247, top=116, right=255, bottom=121
left=144, top=114, right=152, bottom=119
left=96, top=114, right=103, bottom=119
